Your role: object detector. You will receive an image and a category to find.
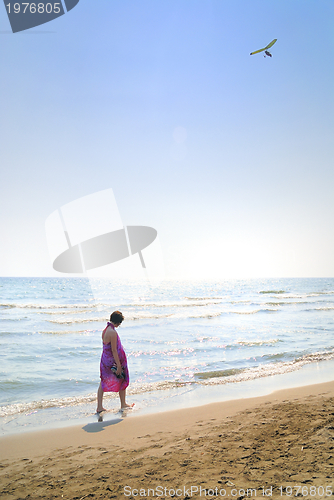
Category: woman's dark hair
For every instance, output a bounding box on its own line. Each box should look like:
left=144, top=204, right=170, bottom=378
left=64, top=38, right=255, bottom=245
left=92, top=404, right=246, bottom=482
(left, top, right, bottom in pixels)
left=110, top=311, right=124, bottom=325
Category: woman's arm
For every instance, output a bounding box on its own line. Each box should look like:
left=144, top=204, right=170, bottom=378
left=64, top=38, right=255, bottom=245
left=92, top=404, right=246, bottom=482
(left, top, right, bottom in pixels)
left=110, top=329, right=122, bottom=376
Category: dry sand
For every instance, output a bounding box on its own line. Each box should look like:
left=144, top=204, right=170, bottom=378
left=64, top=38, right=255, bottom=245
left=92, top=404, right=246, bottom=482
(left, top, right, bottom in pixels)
left=1, top=381, right=334, bottom=499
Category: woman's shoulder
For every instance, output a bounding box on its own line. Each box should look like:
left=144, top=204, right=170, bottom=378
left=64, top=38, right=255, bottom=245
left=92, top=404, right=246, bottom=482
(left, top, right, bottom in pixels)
left=104, top=324, right=117, bottom=337
left=108, top=326, right=117, bottom=336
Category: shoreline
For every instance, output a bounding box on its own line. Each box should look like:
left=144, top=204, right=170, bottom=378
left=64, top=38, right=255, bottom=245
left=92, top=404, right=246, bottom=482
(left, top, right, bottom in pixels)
left=1, top=358, right=334, bottom=438
left=1, top=379, right=334, bottom=499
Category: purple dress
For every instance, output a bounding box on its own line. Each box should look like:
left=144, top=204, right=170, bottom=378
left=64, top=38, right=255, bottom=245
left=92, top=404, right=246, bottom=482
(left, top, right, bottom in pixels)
left=100, top=322, right=129, bottom=392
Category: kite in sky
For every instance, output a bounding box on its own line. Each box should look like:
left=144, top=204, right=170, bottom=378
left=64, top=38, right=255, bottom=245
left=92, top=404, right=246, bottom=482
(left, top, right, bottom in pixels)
left=250, top=39, right=277, bottom=57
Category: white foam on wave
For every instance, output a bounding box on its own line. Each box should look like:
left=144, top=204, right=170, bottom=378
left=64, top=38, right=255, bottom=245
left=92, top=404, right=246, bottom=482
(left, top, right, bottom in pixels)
left=236, top=339, right=280, bottom=346
left=0, top=303, right=94, bottom=310
left=0, top=394, right=98, bottom=418
left=40, top=329, right=96, bottom=335
left=200, top=351, right=334, bottom=386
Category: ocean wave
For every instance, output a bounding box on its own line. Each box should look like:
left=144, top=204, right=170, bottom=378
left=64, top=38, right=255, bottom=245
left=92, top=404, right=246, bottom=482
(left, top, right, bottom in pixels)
left=128, top=300, right=223, bottom=308
left=185, top=297, right=223, bottom=300
left=273, top=292, right=334, bottom=299
left=195, top=368, right=242, bottom=380
left=39, top=330, right=97, bottom=335
left=122, top=299, right=223, bottom=308
left=230, top=300, right=252, bottom=304
left=230, top=308, right=278, bottom=315
left=236, top=339, right=280, bottom=347
left=48, top=317, right=107, bottom=324
left=303, top=306, right=334, bottom=312
left=265, top=301, right=311, bottom=306
left=128, top=346, right=195, bottom=358
left=199, top=350, right=334, bottom=386
left=0, top=394, right=98, bottom=418
left=0, top=303, right=94, bottom=310
left=41, top=309, right=97, bottom=316
left=259, top=290, right=285, bottom=294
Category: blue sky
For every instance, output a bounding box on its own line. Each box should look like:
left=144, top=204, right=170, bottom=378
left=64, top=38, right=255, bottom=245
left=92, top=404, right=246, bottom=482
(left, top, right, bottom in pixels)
left=0, top=0, right=333, bottom=278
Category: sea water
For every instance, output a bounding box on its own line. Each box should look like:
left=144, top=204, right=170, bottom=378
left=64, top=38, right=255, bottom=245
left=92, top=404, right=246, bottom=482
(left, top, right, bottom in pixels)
left=0, top=277, right=333, bottom=434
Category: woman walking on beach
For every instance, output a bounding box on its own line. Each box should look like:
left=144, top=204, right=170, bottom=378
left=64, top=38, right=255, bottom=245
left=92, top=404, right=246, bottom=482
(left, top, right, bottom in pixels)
left=96, top=311, right=134, bottom=412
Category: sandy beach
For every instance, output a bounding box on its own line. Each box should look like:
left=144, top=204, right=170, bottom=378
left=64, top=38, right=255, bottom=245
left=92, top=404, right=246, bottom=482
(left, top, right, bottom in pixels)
left=1, top=381, right=334, bottom=500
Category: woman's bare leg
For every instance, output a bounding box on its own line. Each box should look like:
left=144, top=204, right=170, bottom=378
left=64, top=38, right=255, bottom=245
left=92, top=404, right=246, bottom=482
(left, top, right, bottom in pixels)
left=96, top=382, right=106, bottom=412
left=119, top=389, right=134, bottom=409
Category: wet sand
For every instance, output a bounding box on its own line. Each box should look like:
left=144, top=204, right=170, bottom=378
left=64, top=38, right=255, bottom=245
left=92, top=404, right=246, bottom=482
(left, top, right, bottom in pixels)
left=1, top=381, right=334, bottom=499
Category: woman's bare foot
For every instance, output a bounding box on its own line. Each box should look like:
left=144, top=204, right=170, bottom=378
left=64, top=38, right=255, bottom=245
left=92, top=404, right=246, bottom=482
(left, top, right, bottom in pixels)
left=96, top=407, right=107, bottom=413
left=121, top=403, right=135, bottom=409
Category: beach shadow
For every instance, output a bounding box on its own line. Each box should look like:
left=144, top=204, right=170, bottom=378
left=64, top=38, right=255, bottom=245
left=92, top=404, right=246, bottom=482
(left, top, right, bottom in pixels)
left=82, top=417, right=122, bottom=433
